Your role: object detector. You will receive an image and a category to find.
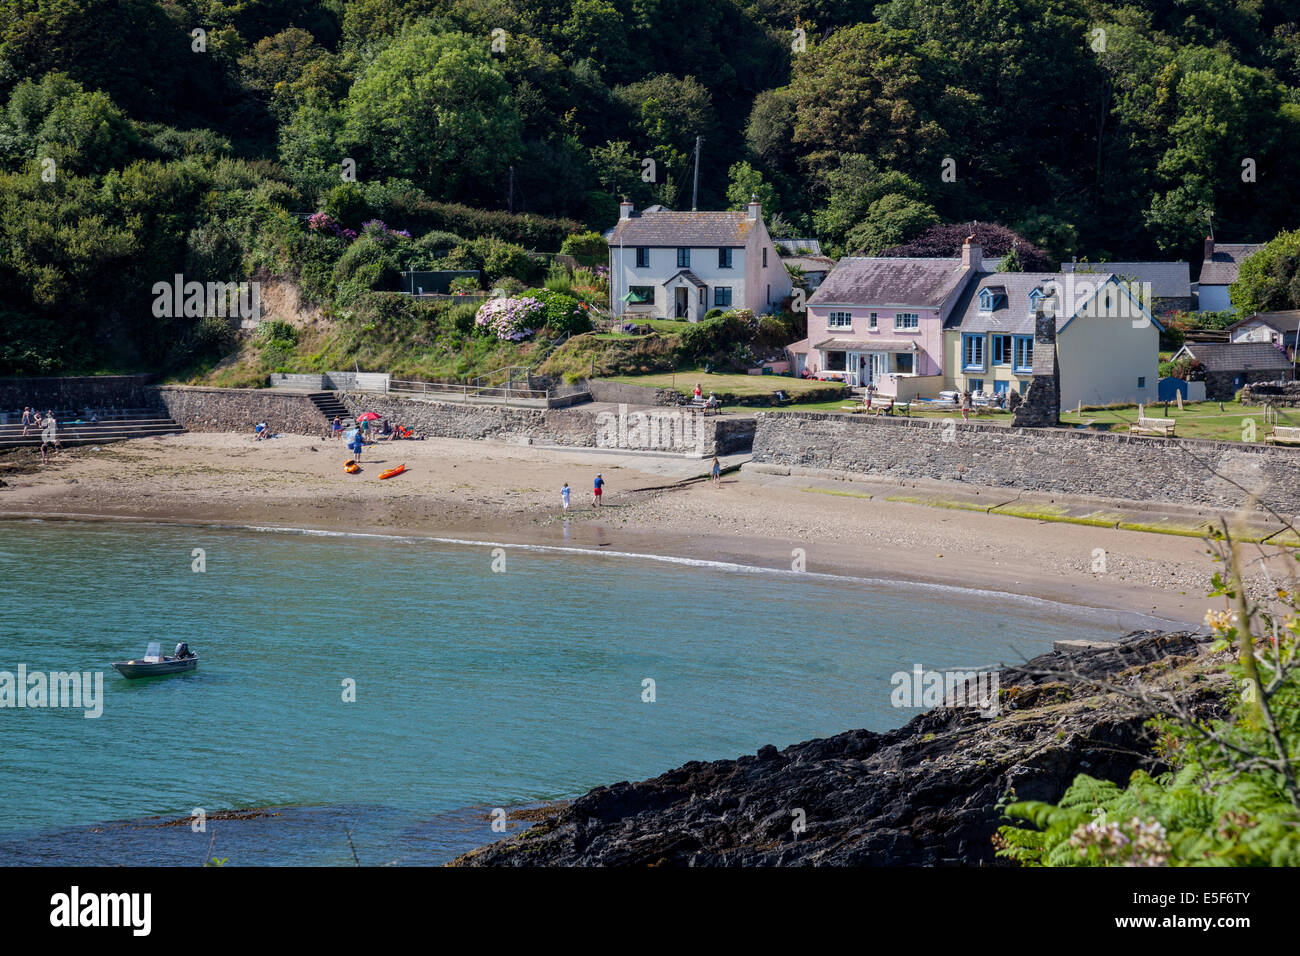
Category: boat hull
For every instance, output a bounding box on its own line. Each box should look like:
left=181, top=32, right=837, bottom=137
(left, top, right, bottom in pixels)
left=111, top=657, right=198, bottom=679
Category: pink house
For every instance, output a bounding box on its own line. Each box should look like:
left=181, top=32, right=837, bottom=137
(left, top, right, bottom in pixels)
left=787, top=240, right=983, bottom=397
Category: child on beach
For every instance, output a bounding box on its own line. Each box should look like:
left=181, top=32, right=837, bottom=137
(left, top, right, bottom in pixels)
left=593, top=473, right=604, bottom=507
left=561, top=482, right=571, bottom=511
left=331, top=417, right=342, bottom=439
left=711, top=457, right=721, bottom=484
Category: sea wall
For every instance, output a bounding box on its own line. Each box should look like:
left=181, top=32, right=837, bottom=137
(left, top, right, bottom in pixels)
left=157, top=386, right=327, bottom=436
left=0, top=375, right=160, bottom=416
left=750, top=411, right=1300, bottom=513
left=339, top=392, right=748, bottom=456
left=588, top=380, right=685, bottom=406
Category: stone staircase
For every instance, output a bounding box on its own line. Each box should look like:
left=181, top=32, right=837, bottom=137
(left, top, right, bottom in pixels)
left=0, top=407, right=186, bottom=449
left=307, top=391, right=353, bottom=425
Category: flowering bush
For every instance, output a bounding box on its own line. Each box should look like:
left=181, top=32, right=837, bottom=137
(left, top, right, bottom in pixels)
left=308, top=212, right=357, bottom=242
left=475, top=296, right=544, bottom=340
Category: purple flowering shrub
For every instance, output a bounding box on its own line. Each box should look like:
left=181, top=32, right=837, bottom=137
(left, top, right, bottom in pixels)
left=475, top=296, right=544, bottom=341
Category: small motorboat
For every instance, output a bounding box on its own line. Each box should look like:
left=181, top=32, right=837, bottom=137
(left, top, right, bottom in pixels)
left=378, top=464, right=406, bottom=480
left=112, top=641, right=198, bottom=679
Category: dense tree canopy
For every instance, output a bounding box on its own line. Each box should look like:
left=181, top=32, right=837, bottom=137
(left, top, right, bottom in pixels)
left=0, top=0, right=1298, bottom=374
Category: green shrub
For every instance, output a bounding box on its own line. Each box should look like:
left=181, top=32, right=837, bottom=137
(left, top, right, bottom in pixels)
left=448, top=275, right=480, bottom=293
left=448, top=303, right=478, bottom=334
left=521, top=288, right=591, bottom=335
left=560, top=230, right=608, bottom=260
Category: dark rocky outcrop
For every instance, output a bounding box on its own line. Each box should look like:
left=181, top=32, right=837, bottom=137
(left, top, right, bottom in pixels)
left=453, top=630, right=1225, bottom=867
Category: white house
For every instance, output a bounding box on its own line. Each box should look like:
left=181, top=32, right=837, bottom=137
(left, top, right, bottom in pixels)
left=608, top=199, right=792, bottom=322
left=1198, top=237, right=1263, bottom=312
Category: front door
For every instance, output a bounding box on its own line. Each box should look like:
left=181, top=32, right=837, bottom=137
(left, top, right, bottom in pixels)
left=674, top=287, right=688, bottom=318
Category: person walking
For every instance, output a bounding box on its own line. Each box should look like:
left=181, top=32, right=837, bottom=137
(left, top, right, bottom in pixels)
left=960, top=389, right=972, bottom=421
left=593, top=473, right=604, bottom=507
left=561, top=482, right=571, bottom=511
left=348, top=427, right=364, bottom=461
left=711, top=457, right=721, bottom=485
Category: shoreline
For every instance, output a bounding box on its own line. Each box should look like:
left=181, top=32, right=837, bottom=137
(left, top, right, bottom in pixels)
left=0, top=508, right=1194, bottom=631
left=0, top=431, right=1249, bottom=625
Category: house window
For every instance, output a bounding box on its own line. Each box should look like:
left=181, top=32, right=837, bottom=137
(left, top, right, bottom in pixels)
left=869, top=312, right=878, bottom=329
left=963, top=334, right=986, bottom=371
left=718, top=248, right=733, bottom=268
left=825, top=350, right=846, bottom=372
left=828, top=311, right=852, bottom=329
left=1013, top=335, right=1034, bottom=373
left=992, top=334, right=1012, bottom=366
left=967, top=378, right=984, bottom=393
left=993, top=380, right=1009, bottom=396
left=762, top=248, right=768, bottom=267
left=894, top=312, right=919, bottom=330
left=979, top=289, right=994, bottom=311
left=1137, top=376, right=1146, bottom=389
left=895, top=353, right=915, bottom=374
left=635, top=247, right=649, bottom=268
left=677, top=248, right=690, bottom=268
left=714, top=287, right=732, bottom=308
left=766, top=283, right=771, bottom=304
left=699, top=288, right=705, bottom=305
left=1028, top=288, right=1046, bottom=310
left=627, top=285, right=654, bottom=305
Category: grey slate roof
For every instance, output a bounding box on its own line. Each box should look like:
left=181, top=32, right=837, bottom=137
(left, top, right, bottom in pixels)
left=610, top=210, right=754, bottom=247
left=808, top=257, right=969, bottom=309
left=1230, top=311, right=1300, bottom=335
left=784, top=255, right=836, bottom=274
left=1061, top=260, right=1190, bottom=299
left=946, top=271, right=1118, bottom=335
left=663, top=269, right=706, bottom=288
left=1199, top=244, right=1263, bottom=285
left=1179, top=342, right=1292, bottom=373
left=811, top=338, right=916, bottom=352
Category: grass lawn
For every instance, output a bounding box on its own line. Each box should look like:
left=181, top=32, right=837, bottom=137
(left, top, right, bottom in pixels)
left=1059, top=399, right=1297, bottom=442
left=607, top=367, right=842, bottom=398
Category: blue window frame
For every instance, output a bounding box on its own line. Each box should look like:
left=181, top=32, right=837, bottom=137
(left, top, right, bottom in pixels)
left=1028, top=288, right=1046, bottom=310
left=1013, top=335, right=1034, bottom=373
left=967, top=378, right=984, bottom=393
left=962, top=334, right=986, bottom=371
left=718, top=248, right=732, bottom=268
left=993, top=380, right=1009, bottom=395
left=979, top=289, right=994, bottom=311
left=992, top=334, right=1012, bottom=365
left=677, top=248, right=690, bottom=268
left=714, top=287, right=732, bottom=308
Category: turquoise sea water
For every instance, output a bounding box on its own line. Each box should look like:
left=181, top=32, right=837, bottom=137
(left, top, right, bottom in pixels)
left=0, top=519, right=1169, bottom=865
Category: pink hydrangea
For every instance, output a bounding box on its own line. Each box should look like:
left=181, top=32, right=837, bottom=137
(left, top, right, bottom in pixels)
left=475, top=296, right=543, bottom=341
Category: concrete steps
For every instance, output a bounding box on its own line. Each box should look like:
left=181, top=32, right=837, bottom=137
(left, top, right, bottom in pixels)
left=307, top=392, right=352, bottom=425
left=0, top=415, right=185, bottom=449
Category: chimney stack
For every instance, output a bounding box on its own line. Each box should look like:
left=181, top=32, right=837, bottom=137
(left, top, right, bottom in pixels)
left=747, top=194, right=761, bottom=221
left=1203, top=236, right=1215, bottom=262
left=961, top=235, right=982, bottom=271
left=619, top=199, right=634, bottom=220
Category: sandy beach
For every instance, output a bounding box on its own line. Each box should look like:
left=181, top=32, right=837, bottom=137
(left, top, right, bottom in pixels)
left=0, top=431, right=1275, bottom=626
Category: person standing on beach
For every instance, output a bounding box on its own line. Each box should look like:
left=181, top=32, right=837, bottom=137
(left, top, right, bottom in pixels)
left=21, top=406, right=32, bottom=437
left=42, top=411, right=58, bottom=453
left=331, top=416, right=342, bottom=440
left=711, top=457, right=721, bottom=484
left=349, top=427, right=364, bottom=461
left=593, top=473, right=604, bottom=507
left=561, top=482, right=571, bottom=511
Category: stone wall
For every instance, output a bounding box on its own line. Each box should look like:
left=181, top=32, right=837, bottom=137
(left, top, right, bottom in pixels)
left=751, top=411, right=1300, bottom=513
left=588, top=380, right=685, bottom=406
left=1204, top=369, right=1287, bottom=402
left=0, top=375, right=159, bottom=415
left=339, top=392, right=748, bottom=456
left=157, top=386, right=328, bottom=436
left=1242, top=381, right=1300, bottom=406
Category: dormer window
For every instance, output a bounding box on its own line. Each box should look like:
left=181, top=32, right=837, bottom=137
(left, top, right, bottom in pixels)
left=1028, top=288, right=1046, bottom=309
left=979, top=287, right=1006, bottom=311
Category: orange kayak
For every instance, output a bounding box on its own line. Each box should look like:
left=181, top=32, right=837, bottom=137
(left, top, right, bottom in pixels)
left=344, top=460, right=360, bottom=474
left=378, top=464, right=406, bottom=480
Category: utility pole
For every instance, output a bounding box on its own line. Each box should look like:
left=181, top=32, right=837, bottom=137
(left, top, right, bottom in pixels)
left=691, top=136, right=702, bottom=211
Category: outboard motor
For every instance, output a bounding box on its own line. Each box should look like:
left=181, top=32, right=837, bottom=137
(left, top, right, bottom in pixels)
left=175, top=642, right=191, bottom=659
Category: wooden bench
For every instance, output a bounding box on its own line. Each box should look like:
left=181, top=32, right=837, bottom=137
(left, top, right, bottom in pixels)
left=688, top=398, right=721, bottom=416
left=1265, top=425, right=1300, bottom=445
left=1129, top=415, right=1176, bottom=437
